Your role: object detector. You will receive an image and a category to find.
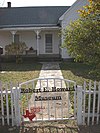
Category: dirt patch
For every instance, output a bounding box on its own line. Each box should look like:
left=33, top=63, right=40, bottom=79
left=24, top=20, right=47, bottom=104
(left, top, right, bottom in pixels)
left=79, top=125, right=100, bottom=133
left=0, top=120, right=100, bottom=133
left=0, top=120, right=78, bottom=133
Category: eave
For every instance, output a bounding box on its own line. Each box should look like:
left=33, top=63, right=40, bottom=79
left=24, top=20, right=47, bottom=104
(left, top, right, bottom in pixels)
left=0, top=24, right=61, bottom=31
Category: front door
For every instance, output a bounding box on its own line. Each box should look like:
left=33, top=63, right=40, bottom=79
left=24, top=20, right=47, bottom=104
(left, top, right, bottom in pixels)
left=45, top=34, right=52, bottom=53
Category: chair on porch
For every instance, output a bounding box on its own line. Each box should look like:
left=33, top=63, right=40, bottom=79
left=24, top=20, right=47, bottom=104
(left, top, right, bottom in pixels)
left=25, top=47, right=37, bottom=55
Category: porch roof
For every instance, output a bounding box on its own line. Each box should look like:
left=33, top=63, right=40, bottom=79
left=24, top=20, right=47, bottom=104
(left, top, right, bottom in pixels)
left=0, top=6, right=70, bottom=29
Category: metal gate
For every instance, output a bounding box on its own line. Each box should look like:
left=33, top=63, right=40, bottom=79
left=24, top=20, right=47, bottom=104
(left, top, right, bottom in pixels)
left=19, top=77, right=77, bottom=123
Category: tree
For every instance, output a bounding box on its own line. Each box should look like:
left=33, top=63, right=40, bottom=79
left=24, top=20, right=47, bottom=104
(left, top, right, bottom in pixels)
left=63, top=0, right=100, bottom=67
left=5, top=42, right=28, bottom=63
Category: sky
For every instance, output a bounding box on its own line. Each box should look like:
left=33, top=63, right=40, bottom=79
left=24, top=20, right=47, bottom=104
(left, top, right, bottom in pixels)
left=0, top=0, right=76, bottom=7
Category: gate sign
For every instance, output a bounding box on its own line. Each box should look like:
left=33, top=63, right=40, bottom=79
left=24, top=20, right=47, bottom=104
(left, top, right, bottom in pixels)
left=21, top=86, right=75, bottom=101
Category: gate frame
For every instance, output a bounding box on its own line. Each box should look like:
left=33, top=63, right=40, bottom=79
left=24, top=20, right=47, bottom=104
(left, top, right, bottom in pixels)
left=18, top=77, right=77, bottom=125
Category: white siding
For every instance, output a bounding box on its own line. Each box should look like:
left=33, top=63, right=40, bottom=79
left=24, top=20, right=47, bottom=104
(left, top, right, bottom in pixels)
left=19, top=31, right=37, bottom=50
left=62, top=0, right=89, bottom=29
left=53, top=31, right=60, bottom=54
left=61, top=0, right=89, bottom=59
left=0, top=31, right=12, bottom=54
left=0, top=30, right=60, bottom=55
left=0, top=31, right=37, bottom=54
left=61, top=48, right=70, bottom=59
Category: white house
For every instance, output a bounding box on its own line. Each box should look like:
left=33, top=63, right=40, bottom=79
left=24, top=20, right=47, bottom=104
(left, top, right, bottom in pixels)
left=0, top=0, right=89, bottom=60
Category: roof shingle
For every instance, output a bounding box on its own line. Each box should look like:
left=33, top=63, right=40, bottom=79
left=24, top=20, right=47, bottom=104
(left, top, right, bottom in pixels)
left=0, top=6, right=70, bottom=28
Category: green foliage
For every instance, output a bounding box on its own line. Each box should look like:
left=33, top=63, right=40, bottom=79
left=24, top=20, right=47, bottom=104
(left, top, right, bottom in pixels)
left=5, top=42, right=27, bottom=55
left=5, top=42, right=28, bottom=63
left=78, top=0, right=100, bottom=18
left=63, top=0, right=100, bottom=68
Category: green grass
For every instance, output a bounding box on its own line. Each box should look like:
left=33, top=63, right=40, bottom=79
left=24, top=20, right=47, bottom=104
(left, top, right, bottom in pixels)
left=0, top=62, right=42, bottom=83
left=0, top=62, right=42, bottom=116
left=59, top=62, right=100, bottom=86
left=1, top=61, right=99, bottom=84
left=60, top=61, right=100, bottom=113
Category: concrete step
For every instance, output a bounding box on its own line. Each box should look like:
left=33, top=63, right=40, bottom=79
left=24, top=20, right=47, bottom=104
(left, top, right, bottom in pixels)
left=37, top=57, right=62, bottom=62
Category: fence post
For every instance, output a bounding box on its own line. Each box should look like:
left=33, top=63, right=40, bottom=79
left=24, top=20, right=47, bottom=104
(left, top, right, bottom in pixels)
left=77, top=85, right=83, bottom=125
left=0, top=81, right=4, bottom=125
left=13, top=86, right=21, bottom=126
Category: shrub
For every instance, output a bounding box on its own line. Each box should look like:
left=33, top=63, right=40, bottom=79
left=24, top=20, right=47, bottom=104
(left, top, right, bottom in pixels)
left=5, top=42, right=28, bottom=63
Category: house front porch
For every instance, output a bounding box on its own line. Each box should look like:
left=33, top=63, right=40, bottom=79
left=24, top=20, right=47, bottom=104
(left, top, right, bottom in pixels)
left=0, top=26, right=71, bottom=60
left=0, top=27, right=62, bottom=55
left=1, top=53, right=62, bottom=62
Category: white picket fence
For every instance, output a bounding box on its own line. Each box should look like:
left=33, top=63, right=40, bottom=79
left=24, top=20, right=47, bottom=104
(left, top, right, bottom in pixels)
left=0, top=79, right=100, bottom=126
left=82, top=81, right=100, bottom=125
left=0, top=82, right=21, bottom=126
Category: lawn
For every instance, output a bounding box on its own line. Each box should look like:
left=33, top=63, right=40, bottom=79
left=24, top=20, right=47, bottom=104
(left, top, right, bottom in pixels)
left=0, top=61, right=99, bottom=84
left=60, top=61, right=100, bottom=112
left=60, top=62, right=100, bottom=86
left=0, top=62, right=42, bottom=83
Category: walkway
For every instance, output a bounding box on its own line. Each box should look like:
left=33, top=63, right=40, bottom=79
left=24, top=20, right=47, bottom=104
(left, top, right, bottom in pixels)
left=29, top=62, right=69, bottom=120
left=36, top=62, right=66, bottom=88
left=38, top=62, right=64, bottom=78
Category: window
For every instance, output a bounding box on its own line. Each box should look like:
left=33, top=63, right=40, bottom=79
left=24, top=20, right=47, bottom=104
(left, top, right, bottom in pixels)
left=14, top=34, right=19, bottom=43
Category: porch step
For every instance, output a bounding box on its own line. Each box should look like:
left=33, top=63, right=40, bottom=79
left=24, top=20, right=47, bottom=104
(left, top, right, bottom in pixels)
left=37, top=57, right=62, bottom=62
left=37, top=54, right=62, bottom=62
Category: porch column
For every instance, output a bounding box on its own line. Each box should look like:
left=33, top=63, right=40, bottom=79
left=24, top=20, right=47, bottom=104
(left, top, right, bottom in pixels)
left=34, top=29, right=41, bottom=56
left=10, top=31, right=17, bottom=42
